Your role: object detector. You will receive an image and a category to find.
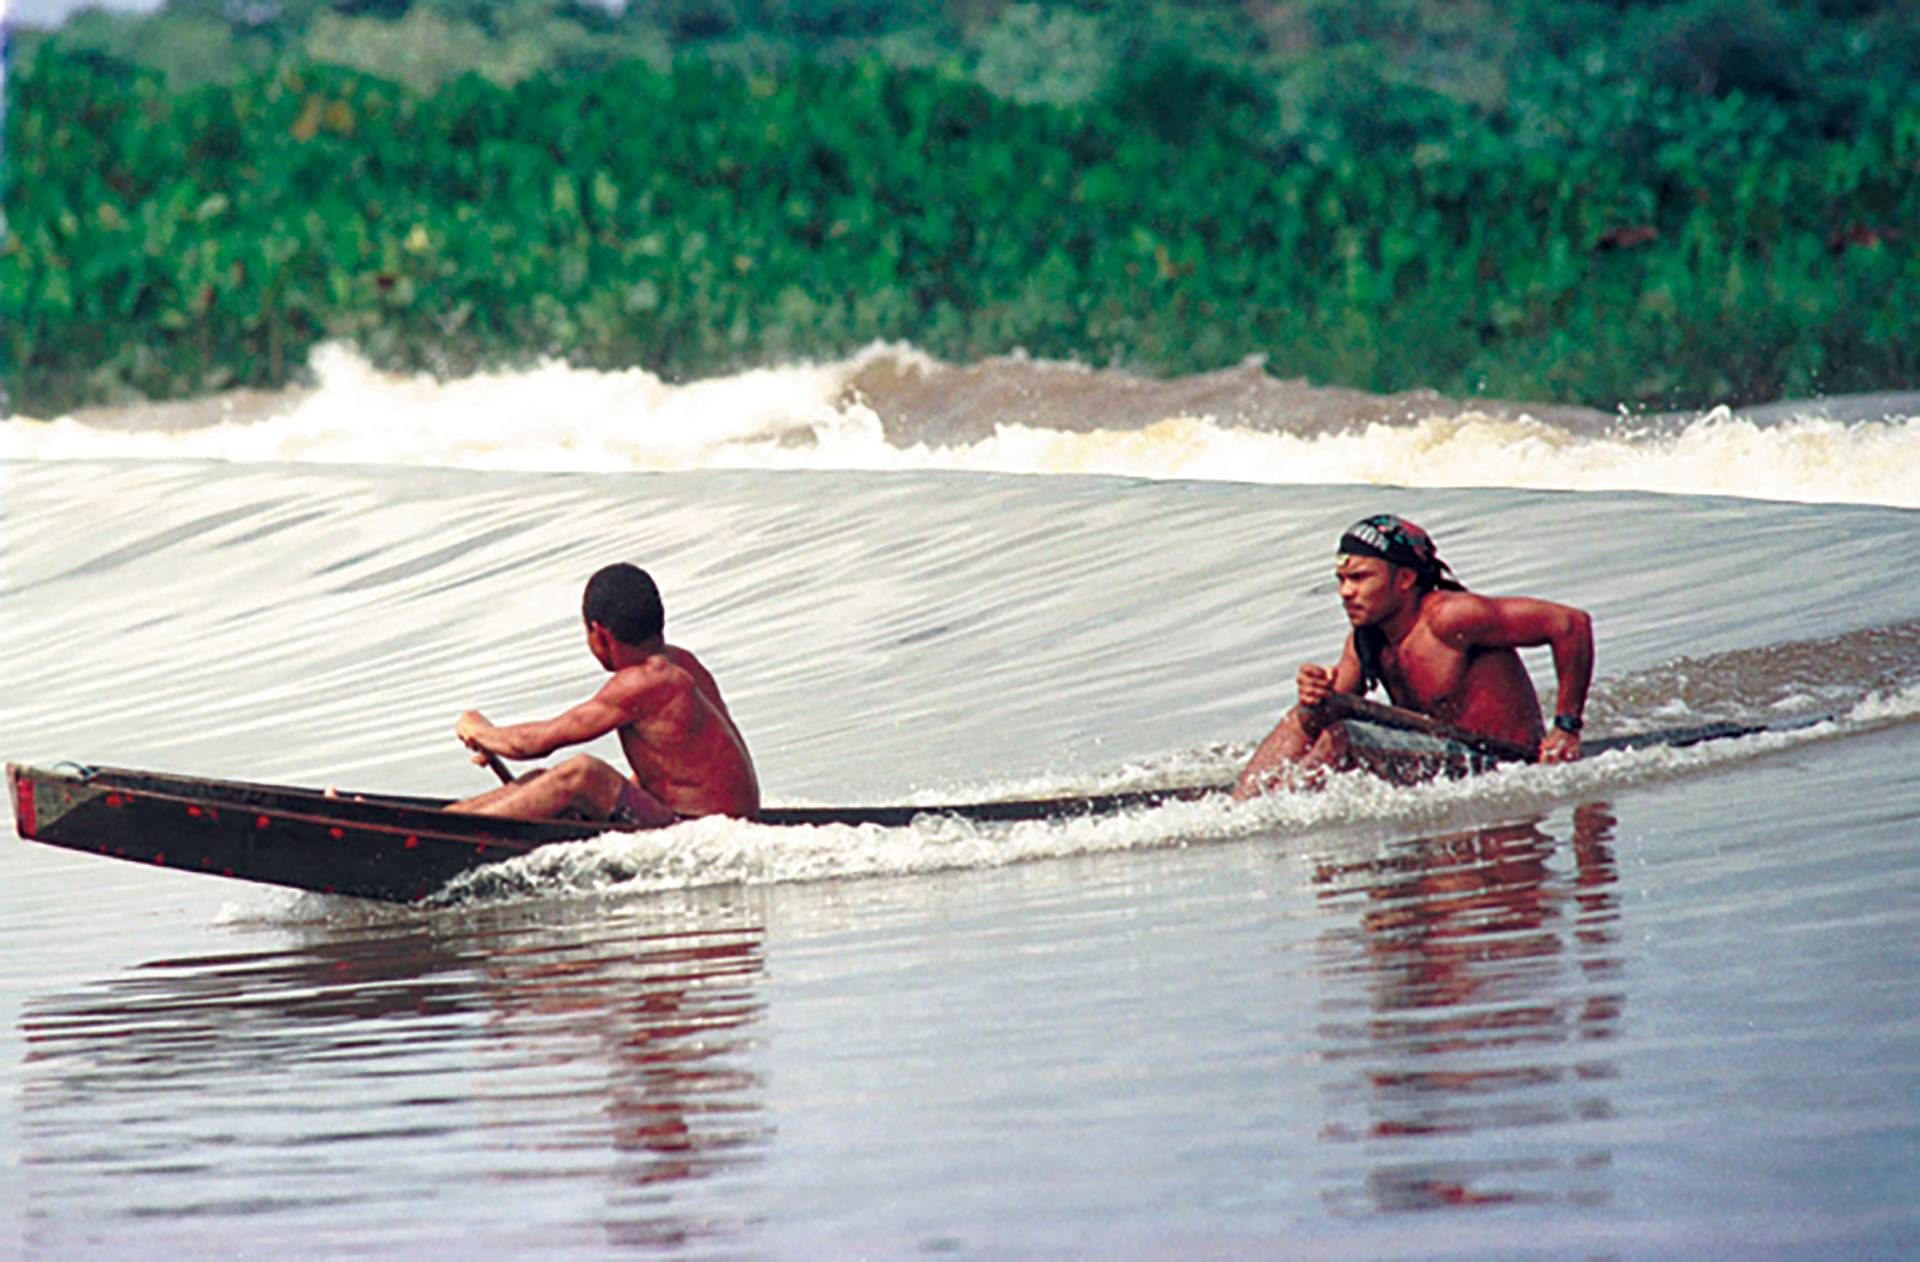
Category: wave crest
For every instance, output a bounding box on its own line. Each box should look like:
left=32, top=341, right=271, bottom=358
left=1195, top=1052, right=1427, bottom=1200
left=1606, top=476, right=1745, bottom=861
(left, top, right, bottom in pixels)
left=8, top=342, right=1916, bottom=507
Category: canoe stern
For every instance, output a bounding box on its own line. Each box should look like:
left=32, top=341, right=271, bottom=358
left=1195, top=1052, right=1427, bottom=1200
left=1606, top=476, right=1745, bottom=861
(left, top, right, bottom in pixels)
left=9, top=762, right=101, bottom=839
left=9, top=765, right=35, bottom=838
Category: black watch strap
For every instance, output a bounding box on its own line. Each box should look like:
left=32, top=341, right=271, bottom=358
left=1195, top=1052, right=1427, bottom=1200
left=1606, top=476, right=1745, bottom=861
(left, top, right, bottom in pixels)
left=1552, top=713, right=1583, bottom=734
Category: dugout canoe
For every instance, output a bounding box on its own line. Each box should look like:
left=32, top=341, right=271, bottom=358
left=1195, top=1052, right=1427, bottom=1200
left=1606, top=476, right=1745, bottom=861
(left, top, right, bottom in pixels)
left=5, top=706, right=1798, bottom=904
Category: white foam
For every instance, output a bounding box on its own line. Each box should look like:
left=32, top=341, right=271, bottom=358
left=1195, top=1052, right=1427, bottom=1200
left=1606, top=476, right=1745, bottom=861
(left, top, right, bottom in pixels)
left=1846, top=681, right=1920, bottom=725
left=431, top=704, right=1888, bottom=906
left=6, top=343, right=1916, bottom=507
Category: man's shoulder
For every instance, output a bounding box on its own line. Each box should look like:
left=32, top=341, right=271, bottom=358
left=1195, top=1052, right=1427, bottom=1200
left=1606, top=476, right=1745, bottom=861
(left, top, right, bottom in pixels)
left=607, top=653, right=696, bottom=696
left=660, top=643, right=711, bottom=673
left=1415, top=587, right=1483, bottom=621
left=1414, top=588, right=1504, bottom=641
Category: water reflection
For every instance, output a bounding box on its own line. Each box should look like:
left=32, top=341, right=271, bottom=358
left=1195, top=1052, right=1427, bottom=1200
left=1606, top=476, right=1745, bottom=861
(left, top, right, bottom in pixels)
left=17, top=896, right=769, bottom=1254
left=475, top=910, right=769, bottom=1250
left=1311, top=804, right=1623, bottom=1215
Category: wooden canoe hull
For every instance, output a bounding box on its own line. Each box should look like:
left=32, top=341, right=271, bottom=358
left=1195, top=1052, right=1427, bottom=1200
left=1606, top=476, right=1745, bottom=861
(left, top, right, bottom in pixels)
left=5, top=712, right=1800, bottom=903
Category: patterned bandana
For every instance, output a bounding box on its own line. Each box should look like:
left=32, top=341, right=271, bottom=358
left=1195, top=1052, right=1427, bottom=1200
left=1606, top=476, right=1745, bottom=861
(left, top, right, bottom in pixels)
left=1337, top=514, right=1466, bottom=592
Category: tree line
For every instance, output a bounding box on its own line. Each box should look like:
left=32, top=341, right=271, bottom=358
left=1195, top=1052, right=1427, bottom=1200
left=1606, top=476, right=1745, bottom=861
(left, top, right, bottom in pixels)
left=4, top=0, right=1916, bottom=413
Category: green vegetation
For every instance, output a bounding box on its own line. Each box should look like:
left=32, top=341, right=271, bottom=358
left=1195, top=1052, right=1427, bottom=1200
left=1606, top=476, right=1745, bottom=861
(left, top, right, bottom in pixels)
left=5, top=0, right=1917, bottom=415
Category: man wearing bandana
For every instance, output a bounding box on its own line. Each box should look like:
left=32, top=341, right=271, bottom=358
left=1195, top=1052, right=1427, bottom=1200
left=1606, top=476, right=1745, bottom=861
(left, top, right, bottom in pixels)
left=1234, top=513, right=1594, bottom=795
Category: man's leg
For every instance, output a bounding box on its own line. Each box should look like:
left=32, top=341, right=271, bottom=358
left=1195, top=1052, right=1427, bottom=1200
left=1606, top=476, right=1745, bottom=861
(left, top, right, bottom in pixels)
left=1235, top=705, right=1348, bottom=798
left=1297, top=721, right=1352, bottom=774
left=446, top=754, right=632, bottom=820
left=447, top=770, right=545, bottom=814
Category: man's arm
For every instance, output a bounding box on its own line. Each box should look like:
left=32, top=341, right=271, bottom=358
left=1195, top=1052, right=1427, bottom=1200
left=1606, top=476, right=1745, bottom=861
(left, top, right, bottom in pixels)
left=457, top=665, right=681, bottom=763
left=1430, top=592, right=1594, bottom=760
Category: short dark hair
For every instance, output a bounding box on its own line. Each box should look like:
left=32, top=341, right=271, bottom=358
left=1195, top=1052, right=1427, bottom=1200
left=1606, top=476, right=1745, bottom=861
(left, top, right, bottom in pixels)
left=583, top=563, right=664, bottom=644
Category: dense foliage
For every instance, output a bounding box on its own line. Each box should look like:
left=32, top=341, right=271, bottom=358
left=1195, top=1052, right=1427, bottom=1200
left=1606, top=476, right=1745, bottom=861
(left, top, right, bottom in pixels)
left=4, top=0, right=1917, bottom=414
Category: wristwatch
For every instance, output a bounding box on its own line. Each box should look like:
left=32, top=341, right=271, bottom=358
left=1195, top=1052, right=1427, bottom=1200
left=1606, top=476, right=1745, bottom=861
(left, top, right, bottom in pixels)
left=1552, top=714, right=1583, bottom=734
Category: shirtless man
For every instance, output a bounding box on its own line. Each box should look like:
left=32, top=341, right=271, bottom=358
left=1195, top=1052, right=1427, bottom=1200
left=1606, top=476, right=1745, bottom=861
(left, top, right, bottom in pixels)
left=448, top=563, right=759, bottom=824
left=1234, top=514, right=1593, bottom=797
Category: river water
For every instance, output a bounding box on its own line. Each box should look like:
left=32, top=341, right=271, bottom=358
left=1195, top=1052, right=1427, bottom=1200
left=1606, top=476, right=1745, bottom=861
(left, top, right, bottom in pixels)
left=2, top=345, right=1917, bottom=1257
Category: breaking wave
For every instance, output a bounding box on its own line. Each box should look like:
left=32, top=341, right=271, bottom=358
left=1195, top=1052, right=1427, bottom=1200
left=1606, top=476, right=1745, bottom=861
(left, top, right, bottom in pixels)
left=7, top=342, right=1918, bottom=508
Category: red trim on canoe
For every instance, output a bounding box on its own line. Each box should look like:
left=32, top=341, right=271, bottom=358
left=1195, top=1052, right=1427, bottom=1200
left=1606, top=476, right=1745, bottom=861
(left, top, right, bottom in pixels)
left=14, top=774, right=36, bottom=838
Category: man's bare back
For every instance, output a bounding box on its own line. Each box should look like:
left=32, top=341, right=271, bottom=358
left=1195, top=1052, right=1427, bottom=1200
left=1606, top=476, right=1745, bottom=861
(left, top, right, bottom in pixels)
left=448, top=564, right=759, bottom=825
left=604, top=644, right=759, bottom=819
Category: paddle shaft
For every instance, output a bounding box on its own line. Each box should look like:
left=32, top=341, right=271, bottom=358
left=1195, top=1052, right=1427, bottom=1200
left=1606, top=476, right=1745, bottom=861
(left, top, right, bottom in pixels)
left=481, top=749, right=515, bottom=785
left=1320, top=692, right=1542, bottom=763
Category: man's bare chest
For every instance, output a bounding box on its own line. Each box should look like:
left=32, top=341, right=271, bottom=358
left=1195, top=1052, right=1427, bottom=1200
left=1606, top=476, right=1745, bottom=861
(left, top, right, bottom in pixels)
left=1378, top=635, right=1473, bottom=709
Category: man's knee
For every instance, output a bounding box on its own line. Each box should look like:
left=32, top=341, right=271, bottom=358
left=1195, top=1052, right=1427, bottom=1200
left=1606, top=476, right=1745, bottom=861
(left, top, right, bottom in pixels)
left=554, top=754, right=624, bottom=808
left=1276, top=703, right=1317, bottom=739
left=552, top=753, right=606, bottom=784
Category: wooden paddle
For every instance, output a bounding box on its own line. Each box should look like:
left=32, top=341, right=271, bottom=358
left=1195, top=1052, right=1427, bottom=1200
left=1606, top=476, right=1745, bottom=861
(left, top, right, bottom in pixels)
left=478, top=748, right=515, bottom=785
left=1319, top=692, right=1542, bottom=763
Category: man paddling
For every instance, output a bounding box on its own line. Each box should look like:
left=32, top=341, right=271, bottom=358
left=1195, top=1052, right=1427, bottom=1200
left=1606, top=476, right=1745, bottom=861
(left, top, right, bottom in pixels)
left=449, top=563, right=760, bottom=824
left=1234, top=514, right=1593, bottom=795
